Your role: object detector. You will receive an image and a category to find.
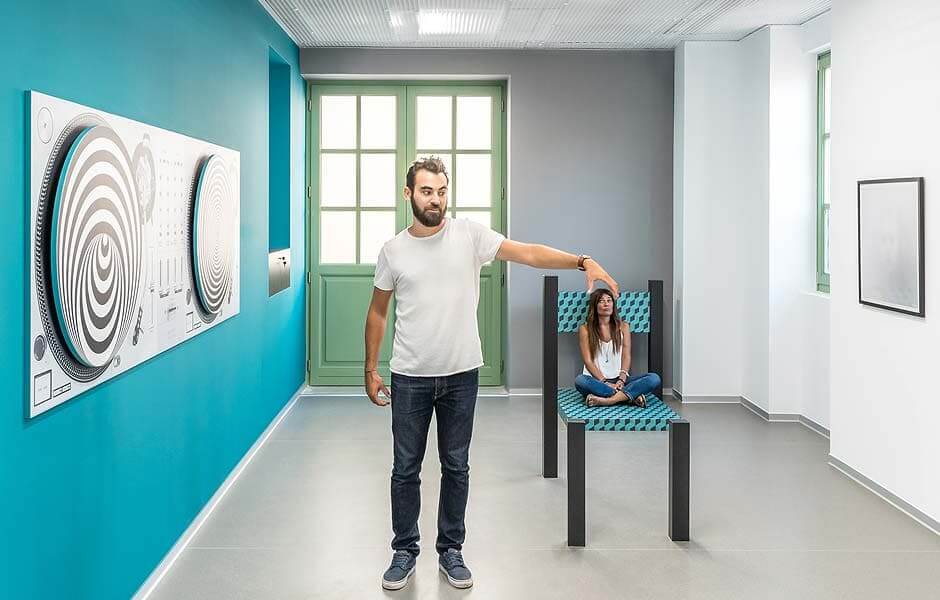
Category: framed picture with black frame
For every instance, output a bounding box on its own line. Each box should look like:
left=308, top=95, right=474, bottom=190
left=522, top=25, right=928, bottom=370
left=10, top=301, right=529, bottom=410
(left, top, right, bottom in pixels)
left=857, top=177, right=925, bottom=317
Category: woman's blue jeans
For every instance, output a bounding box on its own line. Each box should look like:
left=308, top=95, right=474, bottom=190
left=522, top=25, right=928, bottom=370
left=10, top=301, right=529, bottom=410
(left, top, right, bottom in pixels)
left=574, top=372, right=662, bottom=402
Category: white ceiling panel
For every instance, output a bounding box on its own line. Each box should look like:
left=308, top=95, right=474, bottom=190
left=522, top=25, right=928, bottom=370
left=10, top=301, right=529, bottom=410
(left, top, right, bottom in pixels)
left=260, top=0, right=830, bottom=49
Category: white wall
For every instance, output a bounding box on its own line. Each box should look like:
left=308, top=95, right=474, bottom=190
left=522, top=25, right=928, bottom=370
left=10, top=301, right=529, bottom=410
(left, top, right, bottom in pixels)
left=739, top=29, right=771, bottom=411
left=830, top=0, right=940, bottom=524
left=673, top=31, right=774, bottom=408
left=768, top=25, right=831, bottom=421
left=674, top=41, right=748, bottom=398
left=801, top=10, right=833, bottom=54
left=675, top=18, right=831, bottom=419
left=673, top=44, right=685, bottom=393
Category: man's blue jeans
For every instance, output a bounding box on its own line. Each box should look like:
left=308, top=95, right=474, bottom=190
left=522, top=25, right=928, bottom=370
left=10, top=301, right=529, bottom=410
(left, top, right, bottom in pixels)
left=390, top=368, right=478, bottom=557
left=574, top=372, right=662, bottom=402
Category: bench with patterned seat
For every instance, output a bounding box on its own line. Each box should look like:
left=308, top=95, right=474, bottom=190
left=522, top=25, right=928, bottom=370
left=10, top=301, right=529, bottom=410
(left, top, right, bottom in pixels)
left=542, top=276, right=690, bottom=546
left=557, top=387, right=679, bottom=431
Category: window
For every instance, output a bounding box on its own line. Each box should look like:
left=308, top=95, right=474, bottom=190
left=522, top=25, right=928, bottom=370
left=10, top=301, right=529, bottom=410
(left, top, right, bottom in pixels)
left=317, top=90, right=400, bottom=264
left=816, top=51, right=831, bottom=293
left=414, top=91, right=497, bottom=245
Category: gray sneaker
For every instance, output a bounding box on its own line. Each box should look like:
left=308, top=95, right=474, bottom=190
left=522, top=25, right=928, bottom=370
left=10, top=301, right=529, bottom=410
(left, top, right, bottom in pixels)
left=438, top=548, right=473, bottom=589
left=382, top=550, right=416, bottom=590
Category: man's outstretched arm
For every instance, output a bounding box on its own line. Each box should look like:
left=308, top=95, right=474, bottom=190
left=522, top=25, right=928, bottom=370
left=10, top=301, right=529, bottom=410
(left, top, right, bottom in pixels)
left=495, top=239, right=619, bottom=295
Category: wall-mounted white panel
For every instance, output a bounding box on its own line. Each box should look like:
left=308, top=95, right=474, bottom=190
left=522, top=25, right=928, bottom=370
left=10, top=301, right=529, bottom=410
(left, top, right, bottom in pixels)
left=29, top=91, right=241, bottom=418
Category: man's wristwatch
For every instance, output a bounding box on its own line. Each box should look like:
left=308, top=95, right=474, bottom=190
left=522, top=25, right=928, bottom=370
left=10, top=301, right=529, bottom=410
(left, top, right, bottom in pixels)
left=577, top=254, right=592, bottom=271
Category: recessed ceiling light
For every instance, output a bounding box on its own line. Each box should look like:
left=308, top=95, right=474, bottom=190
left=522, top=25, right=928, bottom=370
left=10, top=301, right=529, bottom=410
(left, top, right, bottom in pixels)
left=418, top=11, right=452, bottom=35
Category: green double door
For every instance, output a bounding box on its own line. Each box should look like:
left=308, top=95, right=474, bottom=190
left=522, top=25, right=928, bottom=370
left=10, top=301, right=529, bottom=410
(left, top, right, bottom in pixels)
left=306, top=82, right=506, bottom=386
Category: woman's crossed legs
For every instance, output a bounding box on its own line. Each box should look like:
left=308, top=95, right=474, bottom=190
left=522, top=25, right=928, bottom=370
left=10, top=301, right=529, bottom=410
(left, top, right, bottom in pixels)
left=574, top=373, right=662, bottom=408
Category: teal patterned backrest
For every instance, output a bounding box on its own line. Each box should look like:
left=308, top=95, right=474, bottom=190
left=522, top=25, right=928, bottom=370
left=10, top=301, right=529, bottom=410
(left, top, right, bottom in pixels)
left=557, top=290, right=651, bottom=334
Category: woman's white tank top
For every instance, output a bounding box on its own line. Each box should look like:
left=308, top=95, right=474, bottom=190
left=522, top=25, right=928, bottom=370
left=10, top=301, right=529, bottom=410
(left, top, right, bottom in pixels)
left=583, top=331, right=624, bottom=379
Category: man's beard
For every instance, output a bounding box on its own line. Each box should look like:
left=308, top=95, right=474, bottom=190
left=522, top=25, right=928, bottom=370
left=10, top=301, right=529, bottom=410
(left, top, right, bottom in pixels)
left=411, top=198, right=445, bottom=227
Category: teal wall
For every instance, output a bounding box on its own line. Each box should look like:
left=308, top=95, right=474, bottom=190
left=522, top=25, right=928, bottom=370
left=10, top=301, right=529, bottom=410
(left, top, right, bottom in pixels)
left=268, top=48, right=292, bottom=251
left=0, top=1, right=306, bottom=598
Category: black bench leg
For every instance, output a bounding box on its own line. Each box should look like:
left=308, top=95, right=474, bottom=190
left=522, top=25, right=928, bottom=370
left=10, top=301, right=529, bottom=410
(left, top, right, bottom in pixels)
left=567, top=421, right=585, bottom=547
left=542, top=276, right=558, bottom=478
left=543, top=389, right=557, bottom=478
left=668, top=419, right=690, bottom=541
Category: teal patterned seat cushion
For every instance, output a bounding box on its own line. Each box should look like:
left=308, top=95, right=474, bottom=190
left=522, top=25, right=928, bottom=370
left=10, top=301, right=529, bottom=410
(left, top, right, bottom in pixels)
left=557, top=387, right=679, bottom=431
left=557, top=290, right=650, bottom=333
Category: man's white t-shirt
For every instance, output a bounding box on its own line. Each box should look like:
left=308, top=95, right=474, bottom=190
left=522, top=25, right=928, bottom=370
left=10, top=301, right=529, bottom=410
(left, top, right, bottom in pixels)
left=373, top=217, right=505, bottom=377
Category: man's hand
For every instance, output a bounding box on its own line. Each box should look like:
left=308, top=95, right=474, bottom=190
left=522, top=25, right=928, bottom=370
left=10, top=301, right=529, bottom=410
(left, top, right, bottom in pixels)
left=365, top=370, right=392, bottom=406
left=584, top=259, right=619, bottom=296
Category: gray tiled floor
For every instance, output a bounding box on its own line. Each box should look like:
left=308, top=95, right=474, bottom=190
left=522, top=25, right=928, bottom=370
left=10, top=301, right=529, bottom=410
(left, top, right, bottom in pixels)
left=150, top=396, right=940, bottom=599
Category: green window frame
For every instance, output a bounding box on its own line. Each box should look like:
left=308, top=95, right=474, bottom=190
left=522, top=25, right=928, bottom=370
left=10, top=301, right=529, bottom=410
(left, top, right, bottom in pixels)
left=816, top=51, right=831, bottom=293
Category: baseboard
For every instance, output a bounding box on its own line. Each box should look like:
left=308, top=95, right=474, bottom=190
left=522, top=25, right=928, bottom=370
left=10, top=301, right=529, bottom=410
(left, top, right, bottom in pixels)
left=676, top=393, right=830, bottom=440
left=679, top=394, right=742, bottom=404
left=132, top=383, right=305, bottom=600
left=305, top=385, right=512, bottom=397
left=508, top=387, right=675, bottom=398
left=305, top=385, right=676, bottom=399
left=301, top=385, right=365, bottom=396
left=507, top=387, right=541, bottom=396
left=828, top=455, right=939, bottom=537
left=739, top=397, right=831, bottom=440
left=740, top=396, right=770, bottom=420
left=798, top=415, right=830, bottom=439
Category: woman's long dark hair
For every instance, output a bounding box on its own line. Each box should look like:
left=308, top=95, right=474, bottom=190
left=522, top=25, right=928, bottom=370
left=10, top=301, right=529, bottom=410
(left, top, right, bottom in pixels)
left=585, top=288, right=622, bottom=361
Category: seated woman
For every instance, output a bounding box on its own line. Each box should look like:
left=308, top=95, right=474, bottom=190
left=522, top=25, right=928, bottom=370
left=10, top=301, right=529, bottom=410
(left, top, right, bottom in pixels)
left=574, top=288, right=662, bottom=408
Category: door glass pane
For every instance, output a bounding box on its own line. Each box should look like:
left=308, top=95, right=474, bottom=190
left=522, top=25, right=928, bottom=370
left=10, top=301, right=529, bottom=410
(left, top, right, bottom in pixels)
left=823, top=207, right=830, bottom=275
left=416, top=153, right=453, bottom=183
left=824, top=67, right=831, bottom=133
left=456, top=154, right=491, bottom=207
left=321, top=96, right=356, bottom=149
left=417, top=96, right=452, bottom=150
left=457, top=96, right=491, bottom=150
left=361, top=96, right=396, bottom=150
left=361, top=153, right=397, bottom=207
left=320, top=211, right=356, bottom=264
left=360, top=211, right=396, bottom=264
left=320, top=153, right=356, bottom=207
left=823, top=137, right=830, bottom=206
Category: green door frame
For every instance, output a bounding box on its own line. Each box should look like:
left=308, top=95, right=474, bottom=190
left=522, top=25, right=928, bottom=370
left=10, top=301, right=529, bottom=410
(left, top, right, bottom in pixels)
left=305, top=80, right=508, bottom=386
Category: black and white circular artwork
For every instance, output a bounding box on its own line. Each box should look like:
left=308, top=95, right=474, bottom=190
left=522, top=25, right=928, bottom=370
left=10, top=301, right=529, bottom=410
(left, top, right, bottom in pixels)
left=191, top=154, right=235, bottom=316
left=50, top=125, right=143, bottom=368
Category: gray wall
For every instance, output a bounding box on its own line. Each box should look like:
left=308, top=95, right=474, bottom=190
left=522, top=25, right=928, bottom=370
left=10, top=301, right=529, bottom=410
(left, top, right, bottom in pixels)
left=302, top=49, right=674, bottom=390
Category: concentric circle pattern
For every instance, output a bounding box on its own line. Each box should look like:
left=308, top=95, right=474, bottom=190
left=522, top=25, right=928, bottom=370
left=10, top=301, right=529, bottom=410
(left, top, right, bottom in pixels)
left=50, top=125, right=142, bottom=368
left=192, top=155, right=235, bottom=316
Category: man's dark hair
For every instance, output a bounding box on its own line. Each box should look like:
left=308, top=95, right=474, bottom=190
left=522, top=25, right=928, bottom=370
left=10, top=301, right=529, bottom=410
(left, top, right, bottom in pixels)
left=405, top=156, right=449, bottom=192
